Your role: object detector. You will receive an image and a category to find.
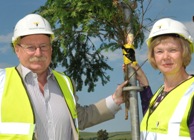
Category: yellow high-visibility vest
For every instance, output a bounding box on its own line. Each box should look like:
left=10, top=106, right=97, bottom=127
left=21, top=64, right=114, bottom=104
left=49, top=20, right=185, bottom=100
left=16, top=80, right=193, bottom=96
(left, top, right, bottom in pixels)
left=0, top=67, right=78, bottom=140
left=140, top=77, right=194, bottom=140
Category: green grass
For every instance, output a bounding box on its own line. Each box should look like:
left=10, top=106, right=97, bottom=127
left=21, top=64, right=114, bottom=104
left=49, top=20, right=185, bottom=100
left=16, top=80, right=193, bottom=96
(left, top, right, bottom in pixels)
left=79, top=131, right=132, bottom=140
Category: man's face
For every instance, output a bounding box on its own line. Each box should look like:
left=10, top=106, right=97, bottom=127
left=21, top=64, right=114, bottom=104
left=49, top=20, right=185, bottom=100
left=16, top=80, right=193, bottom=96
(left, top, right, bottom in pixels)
left=15, top=34, right=52, bottom=74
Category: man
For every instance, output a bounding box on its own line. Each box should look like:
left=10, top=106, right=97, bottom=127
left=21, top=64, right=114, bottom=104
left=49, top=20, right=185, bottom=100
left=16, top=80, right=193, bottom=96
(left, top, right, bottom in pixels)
left=0, top=14, right=127, bottom=140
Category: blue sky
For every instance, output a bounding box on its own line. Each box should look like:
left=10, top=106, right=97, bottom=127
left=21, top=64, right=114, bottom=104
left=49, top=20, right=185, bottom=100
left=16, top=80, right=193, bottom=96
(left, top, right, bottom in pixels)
left=0, top=0, right=194, bottom=133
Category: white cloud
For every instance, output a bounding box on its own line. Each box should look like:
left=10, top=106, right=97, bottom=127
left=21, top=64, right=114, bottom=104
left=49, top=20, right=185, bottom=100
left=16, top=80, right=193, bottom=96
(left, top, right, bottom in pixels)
left=0, top=63, right=13, bottom=68
left=0, top=45, right=10, bottom=54
left=106, top=47, right=148, bottom=63
left=136, top=46, right=148, bottom=63
left=0, top=33, right=14, bottom=54
left=184, top=21, right=194, bottom=38
left=102, top=49, right=122, bottom=61
left=0, top=33, right=12, bottom=43
left=101, top=44, right=149, bottom=65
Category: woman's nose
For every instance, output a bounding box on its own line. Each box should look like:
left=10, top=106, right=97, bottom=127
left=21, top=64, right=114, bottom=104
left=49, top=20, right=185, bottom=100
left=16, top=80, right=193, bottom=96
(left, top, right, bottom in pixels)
left=163, top=51, right=170, bottom=59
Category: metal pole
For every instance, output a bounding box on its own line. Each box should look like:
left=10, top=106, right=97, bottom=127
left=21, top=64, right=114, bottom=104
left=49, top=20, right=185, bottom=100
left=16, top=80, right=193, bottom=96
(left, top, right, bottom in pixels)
left=128, top=65, right=140, bottom=140
left=123, top=64, right=141, bottom=140
left=121, top=1, right=140, bottom=140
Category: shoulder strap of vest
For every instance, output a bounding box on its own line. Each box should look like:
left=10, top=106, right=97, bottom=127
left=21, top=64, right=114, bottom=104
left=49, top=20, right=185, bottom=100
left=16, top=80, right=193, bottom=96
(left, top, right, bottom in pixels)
left=15, top=66, right=36, bottom=122
left=3, top=67, right=35, bottom=122
left=52, top=70, right=77, bottom=119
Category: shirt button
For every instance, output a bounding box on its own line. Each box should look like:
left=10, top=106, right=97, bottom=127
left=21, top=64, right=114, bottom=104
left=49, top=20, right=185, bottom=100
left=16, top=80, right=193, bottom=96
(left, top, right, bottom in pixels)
left=48, top=120, right=52, bottom=124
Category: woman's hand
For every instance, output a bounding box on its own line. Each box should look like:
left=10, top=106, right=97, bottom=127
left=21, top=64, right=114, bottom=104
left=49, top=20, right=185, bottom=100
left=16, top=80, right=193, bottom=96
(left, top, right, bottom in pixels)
left=122, top=63, right=149, bottom=87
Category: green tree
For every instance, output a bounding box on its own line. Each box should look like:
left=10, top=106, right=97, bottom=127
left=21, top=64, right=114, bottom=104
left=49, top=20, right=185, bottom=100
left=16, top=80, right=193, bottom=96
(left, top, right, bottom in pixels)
left=34, top=0, right=150, bottom=92
left=97, top=129, right=109, bottom=140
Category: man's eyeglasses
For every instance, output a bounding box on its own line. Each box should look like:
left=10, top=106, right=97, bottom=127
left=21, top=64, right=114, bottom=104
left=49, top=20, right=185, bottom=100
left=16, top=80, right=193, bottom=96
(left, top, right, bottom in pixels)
left=17, top=43, right=51, bottom=53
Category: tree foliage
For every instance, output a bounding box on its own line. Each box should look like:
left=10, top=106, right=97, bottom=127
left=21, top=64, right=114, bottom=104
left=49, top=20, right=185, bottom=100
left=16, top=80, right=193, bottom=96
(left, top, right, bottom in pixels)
left=34, top=0, right=148, bottom=92
left=97, top=129, right=109, bottom=140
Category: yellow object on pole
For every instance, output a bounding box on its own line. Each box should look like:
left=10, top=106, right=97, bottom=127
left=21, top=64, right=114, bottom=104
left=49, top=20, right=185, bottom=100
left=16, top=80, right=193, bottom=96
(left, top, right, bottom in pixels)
left=122, top=33, right=137, bottom=65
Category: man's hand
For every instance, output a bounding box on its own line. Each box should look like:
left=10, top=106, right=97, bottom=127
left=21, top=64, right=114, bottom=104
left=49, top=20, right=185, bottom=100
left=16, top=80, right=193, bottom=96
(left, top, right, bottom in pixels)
left=112, top=80, right=128, bottom=105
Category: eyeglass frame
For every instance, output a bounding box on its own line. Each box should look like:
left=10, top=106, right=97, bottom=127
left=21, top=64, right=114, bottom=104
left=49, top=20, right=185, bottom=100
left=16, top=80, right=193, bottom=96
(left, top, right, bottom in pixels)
left=17, top=43, right=52, bottom=54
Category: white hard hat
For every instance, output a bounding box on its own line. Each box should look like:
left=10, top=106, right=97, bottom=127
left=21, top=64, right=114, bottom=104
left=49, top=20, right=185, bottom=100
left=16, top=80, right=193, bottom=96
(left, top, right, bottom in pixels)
left=12, top=14, right=54, bottom=46
left=146, top=18, right=194, bottom=52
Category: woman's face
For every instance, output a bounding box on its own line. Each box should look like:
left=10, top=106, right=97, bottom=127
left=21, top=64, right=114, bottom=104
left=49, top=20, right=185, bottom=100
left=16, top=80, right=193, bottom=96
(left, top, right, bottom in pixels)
left=153, top=37, right=183, bottom=75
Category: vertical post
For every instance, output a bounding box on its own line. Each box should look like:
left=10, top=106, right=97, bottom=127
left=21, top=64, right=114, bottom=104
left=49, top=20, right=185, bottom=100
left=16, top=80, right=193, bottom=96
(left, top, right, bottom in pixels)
left=121, top=1, right=140, bottom=140
left=122, top=44, right=140, bottom=140
left=128, top=65, right=140, bottom=140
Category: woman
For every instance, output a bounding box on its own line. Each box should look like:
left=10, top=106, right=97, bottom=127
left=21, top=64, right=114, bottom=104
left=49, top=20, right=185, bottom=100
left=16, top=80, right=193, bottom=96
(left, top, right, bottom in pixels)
left=134, top=18, right=194, bottom=140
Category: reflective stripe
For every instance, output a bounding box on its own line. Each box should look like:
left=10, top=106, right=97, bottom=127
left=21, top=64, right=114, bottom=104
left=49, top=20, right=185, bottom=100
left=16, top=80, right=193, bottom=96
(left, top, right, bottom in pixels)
left=168, top=82, right=194, bottom=138
left=61, top=75, right=79, bottom=130
left=0, top=69, right=6, bottom=122
left=0, top=122, right=34, bottom=135
left=141, top=131, right=191, bottom=140
left=62, top=75, right=76, bottom=104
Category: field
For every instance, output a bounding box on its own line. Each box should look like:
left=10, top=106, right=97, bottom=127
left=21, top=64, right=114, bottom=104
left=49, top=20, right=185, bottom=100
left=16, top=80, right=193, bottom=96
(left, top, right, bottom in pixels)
left=79, top=131, right=132, bottom=140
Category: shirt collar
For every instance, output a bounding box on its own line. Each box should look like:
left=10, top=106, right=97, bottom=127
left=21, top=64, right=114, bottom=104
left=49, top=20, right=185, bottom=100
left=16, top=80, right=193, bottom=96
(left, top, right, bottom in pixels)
left=19, top=64, right=55, bottom=81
